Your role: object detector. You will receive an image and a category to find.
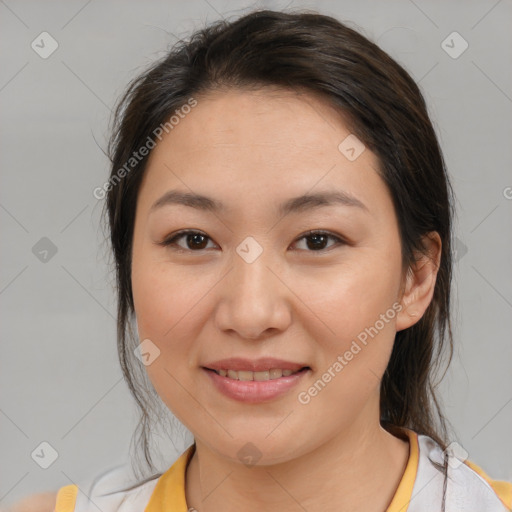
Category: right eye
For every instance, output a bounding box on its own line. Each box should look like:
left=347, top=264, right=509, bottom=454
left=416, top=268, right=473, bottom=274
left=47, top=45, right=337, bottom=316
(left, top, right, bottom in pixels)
left=157, top=230, right=218, bottom=252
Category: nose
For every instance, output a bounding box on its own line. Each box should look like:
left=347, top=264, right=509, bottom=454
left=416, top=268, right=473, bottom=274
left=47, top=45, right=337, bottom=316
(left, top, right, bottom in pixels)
left=214, top=245, right=292, bottom=340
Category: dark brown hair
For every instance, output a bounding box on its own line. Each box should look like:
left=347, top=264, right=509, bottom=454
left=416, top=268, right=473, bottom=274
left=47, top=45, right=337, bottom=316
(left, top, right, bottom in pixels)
left=103, top=8, right=455, bottom=481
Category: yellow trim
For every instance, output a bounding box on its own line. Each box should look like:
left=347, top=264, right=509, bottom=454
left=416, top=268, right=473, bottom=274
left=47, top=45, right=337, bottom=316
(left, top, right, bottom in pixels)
left=386, top=429, right=419, bottom=512
left=465, top=459, right=512, bottom=510
left=54, top=484, right=78, bottom=512
left=145, top=443, right=196, bottom=512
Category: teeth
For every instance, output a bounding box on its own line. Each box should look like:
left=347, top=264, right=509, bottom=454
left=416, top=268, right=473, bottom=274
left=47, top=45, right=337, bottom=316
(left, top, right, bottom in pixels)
left=214, top=368, right=302, bottom=380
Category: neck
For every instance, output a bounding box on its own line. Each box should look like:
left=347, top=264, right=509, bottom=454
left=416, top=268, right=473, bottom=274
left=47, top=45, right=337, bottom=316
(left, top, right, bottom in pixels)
left=185, top=413, right=409, bottom=512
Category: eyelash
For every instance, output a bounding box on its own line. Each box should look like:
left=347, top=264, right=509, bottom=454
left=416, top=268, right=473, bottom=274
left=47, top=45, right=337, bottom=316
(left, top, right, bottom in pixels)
left=157, top=229, right=346, bottom=253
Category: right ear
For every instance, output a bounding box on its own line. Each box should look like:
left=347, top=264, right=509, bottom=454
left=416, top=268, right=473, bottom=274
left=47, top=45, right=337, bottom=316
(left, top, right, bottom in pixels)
left=395, top=232, right=442, bottom=332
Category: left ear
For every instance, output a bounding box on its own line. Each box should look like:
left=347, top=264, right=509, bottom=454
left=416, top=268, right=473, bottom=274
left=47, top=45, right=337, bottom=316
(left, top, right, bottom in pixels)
left=396, top=231, right=442, bottom=332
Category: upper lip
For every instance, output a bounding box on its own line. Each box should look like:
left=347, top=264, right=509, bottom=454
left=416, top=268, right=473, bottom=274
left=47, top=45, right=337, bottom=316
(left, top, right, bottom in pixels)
left=203, top=357, right=309, bottom=372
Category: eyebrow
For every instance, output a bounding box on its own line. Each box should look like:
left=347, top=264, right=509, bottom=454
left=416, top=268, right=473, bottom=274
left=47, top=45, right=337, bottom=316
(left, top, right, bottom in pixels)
left=149, top=189, right=368, bottom=215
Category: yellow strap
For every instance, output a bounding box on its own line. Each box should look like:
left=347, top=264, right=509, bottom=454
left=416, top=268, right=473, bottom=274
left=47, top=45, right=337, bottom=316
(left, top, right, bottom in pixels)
left=54, top=484, right=78, bottom=512
left=386, top=429, right=419, bottom=512
left=145, top=444, right=196, bottom=512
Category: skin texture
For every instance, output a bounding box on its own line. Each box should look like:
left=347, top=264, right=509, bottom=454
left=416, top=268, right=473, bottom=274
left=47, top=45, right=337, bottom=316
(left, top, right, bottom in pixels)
left=131, top=87, right=441, bottom=512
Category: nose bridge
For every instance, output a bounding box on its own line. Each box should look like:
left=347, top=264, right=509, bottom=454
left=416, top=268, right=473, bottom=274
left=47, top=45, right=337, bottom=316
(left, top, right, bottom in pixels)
left=233, top=236, right=279, bottom=306
left=236, top=247, right=273, bottom=294
left=215, top=236, right=291, bottom=338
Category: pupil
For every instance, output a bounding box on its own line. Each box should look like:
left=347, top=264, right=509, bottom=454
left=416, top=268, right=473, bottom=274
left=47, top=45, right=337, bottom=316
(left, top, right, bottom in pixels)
left=188, top=234, right=207, bottom=249
left=307, top=234, right=326, bottom=250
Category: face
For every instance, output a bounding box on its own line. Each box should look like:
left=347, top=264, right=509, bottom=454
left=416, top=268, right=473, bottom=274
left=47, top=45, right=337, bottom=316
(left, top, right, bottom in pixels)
left=131, top=87, right=407, bottom=464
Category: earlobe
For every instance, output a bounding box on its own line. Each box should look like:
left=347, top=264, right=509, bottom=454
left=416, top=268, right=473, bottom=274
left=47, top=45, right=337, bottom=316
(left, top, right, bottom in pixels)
left=396, top=232, right=442, bottom=332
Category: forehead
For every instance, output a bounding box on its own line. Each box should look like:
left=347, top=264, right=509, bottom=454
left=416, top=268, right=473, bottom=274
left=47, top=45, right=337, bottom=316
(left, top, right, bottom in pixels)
left=160, top=86, right=354, bottom=152
left=138, top=87, right=390, bottom=219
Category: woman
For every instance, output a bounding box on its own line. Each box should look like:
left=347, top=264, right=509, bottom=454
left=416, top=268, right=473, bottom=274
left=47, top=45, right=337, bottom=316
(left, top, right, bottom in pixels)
left=32, top=8, right=512, bottom=512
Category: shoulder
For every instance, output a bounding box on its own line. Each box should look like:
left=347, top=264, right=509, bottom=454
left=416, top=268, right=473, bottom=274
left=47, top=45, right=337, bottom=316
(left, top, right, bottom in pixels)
left=53, top=464, right=161, bottom=512
left=5, top=491, right=58, bottom=512
left=412, top=433, right=512, bottom=511
left=463, top=459, right=512, bottom=511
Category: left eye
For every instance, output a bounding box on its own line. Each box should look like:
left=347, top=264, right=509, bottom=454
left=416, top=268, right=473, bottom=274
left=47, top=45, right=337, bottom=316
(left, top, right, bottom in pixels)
left=292, top=231, right=345, bottom=251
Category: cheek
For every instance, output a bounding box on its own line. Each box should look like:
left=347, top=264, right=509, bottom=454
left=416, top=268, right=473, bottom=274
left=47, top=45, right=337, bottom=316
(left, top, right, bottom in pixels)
left=292, top=253, right=401, bottom=378
left=299, top=258, right=400, bottom=336
left=131, top=252, right=224, bottom=388
left=131, top=261, right=197, bottom=396
left=131, top=260, right=210, bottom=427
left=292, top=262, right=400, bottom=428
left=132, top=253, right=212, bottom=340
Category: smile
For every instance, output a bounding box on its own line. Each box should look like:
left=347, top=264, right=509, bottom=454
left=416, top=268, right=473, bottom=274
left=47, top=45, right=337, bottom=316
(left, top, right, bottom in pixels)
left=211, top=367, right=307, bottom=381
left=203, top=366, right=311, bottom=403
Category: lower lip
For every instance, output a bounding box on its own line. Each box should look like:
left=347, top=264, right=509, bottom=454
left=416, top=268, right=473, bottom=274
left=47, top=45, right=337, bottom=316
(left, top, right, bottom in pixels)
left=203, top=367, right=310, bottom=404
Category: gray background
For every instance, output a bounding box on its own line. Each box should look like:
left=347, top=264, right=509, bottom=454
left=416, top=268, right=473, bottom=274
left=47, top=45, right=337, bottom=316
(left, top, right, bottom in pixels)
left=1, top=0, right=511, bottom=506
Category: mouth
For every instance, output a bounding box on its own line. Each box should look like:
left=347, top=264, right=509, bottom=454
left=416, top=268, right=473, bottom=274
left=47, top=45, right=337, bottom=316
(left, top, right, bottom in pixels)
left=203, top=366, right=310, bottom=381
left=201, top=358, right=312, bottom=403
